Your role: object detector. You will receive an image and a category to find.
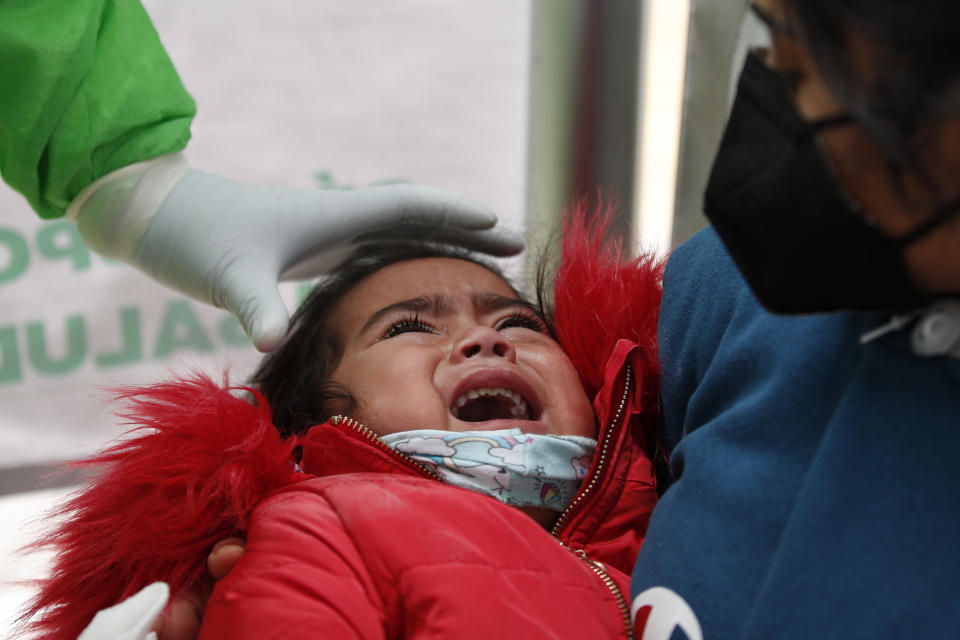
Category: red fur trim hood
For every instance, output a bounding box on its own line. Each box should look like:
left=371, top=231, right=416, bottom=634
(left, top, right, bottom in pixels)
left=554, top=199, right=664, bottom=410
left=18, top=378, right=306, bottom=639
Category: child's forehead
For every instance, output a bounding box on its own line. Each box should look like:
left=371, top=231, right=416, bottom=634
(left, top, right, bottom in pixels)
left=332, top=257, right=523, bottom=328
left=352, top=257, right=517, bottom=301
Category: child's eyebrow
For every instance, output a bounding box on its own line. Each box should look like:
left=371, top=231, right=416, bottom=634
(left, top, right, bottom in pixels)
left=472, top=292, right=543, bottom=319
left=359, top=292, right=541, bottom=337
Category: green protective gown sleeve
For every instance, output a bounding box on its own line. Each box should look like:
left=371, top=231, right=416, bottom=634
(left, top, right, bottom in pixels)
left=0, top=0, right=196, bottom=219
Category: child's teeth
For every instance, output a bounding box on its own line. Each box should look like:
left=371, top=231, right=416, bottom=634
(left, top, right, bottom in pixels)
left=451, top=387, right=534, bottom=420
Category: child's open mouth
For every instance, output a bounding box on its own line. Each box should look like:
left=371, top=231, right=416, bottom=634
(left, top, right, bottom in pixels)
left=447, top=369, right=543, bottom=425
left=451, top=387, right=534, bottom=421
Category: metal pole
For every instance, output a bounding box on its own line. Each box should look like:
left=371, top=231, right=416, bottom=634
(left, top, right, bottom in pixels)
left=671, top=0, right=761, bottom=246
left=525, top=0, right=643, bottom=268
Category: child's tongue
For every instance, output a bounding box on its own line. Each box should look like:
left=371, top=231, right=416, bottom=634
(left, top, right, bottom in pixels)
left=456, top=396, right=530, bottom=422
left=456, top=395, right=528, bottom=422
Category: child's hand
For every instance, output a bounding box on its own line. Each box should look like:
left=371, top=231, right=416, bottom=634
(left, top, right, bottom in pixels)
left=151, top=537, right=247, bottom=640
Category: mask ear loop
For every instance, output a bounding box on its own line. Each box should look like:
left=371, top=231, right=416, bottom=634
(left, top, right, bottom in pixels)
left=896, top=194, right=960, bottom=248
left=798, top=113, right=857, bottom=143
left=806, top=112, right=960, bottom=248
left=808, top=114, right=857, bottom=131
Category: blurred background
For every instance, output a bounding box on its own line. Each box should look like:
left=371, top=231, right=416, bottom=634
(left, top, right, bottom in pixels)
left=0, top=0, right=763, bottom=633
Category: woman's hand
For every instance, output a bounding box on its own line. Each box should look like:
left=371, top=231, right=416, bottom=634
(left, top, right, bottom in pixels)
left=77, top=537, right=249, bottom=640
left=151, top=537, right=247, bottom=640
left=207, top=537, right=247, bottom=581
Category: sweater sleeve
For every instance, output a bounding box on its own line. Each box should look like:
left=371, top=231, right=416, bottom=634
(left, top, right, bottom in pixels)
left=0, top=0, right=195, bottom=219
left=199, top=488, right=386, bottom=640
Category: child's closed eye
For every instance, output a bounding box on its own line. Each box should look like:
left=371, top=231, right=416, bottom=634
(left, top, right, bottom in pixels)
left=381, top=310, right=547, bottom=340
left=383, top=313, right=436, bottom=339
left=496, top=313, right=547, bottom=334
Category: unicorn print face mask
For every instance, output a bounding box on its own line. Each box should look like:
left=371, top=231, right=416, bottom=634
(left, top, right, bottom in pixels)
left=382, top=428, right=596, bottom=512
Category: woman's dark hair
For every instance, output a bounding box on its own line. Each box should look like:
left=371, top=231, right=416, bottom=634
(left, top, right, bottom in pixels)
left=781, top=1, right=960, bottom=187
left=250, top=242, right=531, bottom=438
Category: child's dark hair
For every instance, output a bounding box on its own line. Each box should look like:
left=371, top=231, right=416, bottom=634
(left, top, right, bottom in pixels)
left=250, top=242, right=530, bottom=437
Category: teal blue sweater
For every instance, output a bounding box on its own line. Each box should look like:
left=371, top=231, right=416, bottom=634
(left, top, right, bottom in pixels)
left=631, top=226, right=960, bottom=639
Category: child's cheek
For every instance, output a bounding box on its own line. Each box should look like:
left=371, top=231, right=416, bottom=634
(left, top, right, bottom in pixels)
left=523, top=350, right=549, bottom=366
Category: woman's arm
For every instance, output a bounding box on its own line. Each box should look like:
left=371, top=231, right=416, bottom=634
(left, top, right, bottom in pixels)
left=0, top=0, right=194, bottom=219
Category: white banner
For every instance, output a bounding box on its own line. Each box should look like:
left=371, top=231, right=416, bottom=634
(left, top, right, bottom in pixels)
left=0, top=0, right=531, bottom=474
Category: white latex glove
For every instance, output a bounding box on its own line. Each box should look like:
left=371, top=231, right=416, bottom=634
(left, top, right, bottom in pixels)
left=78, top=582, right=168, bottom=640
left=68, top=154, right=523, bottom=351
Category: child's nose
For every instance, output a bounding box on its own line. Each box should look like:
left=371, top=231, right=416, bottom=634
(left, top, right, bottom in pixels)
left=452, top=326, right=517, bottom=364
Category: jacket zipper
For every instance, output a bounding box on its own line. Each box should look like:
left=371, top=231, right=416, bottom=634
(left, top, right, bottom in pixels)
left=562, top=543, right=634, bottom=640
left=329, top=415, right=442, bottom=480
left=550, top=364, right=633, bottom=536
left=551, top=365, right=634, bottom=638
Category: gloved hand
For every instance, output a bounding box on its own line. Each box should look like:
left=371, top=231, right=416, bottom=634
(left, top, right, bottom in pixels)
left=78, top=582, right=168, bottom=640
left=68, top=154, right=523, bottom=351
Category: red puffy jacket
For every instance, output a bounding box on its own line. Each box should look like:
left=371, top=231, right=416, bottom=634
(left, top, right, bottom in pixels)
left=200, top=339, right=657, bottom=640
left=22, top=204, right=664, bottom=640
